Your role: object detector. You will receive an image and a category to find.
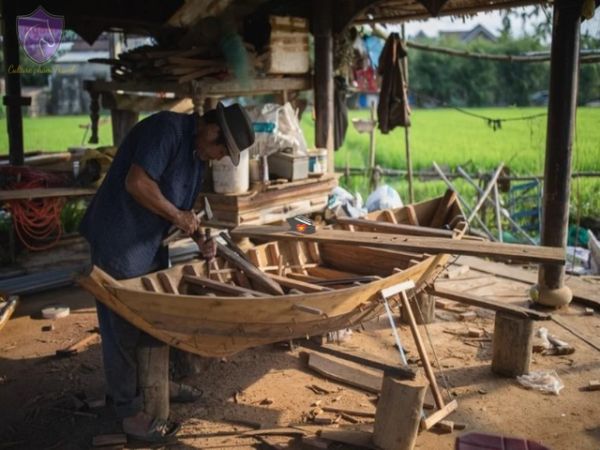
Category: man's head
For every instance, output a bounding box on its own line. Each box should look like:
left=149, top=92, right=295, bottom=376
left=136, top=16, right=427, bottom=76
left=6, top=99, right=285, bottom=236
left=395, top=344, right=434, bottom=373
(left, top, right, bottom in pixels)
left=195, top=102, right=255, bottom=166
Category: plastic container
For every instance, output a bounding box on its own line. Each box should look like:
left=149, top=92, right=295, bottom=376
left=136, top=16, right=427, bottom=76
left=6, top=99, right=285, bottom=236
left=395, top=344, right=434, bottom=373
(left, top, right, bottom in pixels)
left=308, top=148, right=328, bottom=174
left=212, top=150, right=249, bottom=194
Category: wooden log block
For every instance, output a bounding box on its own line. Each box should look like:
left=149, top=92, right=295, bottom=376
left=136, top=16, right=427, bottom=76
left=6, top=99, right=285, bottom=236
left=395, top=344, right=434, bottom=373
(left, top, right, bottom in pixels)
left=401, top=291, right=435, bottom=325
left=374, top=376, right=427, bottom=450
left=491, top=312, right=533, bottom=377
left=137, top=340, right=169, bottom=420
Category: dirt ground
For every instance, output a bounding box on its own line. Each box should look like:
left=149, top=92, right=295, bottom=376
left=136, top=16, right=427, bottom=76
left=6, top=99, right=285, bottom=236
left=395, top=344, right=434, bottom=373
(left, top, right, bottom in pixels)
left=1, top=268, right=599, bottom=450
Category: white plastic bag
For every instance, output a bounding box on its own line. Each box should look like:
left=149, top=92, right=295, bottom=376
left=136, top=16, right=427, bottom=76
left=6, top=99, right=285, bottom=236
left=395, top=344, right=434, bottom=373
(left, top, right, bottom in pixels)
left=246, top=103, right=308, bottom=158
left=365, top=185, right=403, bottom=212
left=517, top=370, right=564, bottom=395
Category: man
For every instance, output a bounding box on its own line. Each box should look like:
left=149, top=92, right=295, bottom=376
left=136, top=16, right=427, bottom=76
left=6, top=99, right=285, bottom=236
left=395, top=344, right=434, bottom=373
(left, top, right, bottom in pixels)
left=80, top=102, right=255, bottom=442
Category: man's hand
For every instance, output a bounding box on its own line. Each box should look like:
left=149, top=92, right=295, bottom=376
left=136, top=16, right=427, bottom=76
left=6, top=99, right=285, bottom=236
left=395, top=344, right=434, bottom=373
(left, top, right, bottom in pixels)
left=173, top=210, right=199, bottom=236
left=193, top=233, right=217, bottom=260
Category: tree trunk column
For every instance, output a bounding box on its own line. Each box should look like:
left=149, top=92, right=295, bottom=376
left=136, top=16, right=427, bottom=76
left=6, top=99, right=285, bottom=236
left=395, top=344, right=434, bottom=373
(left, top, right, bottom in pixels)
left=536, top=0, right=583, bottom=307
left=312, top=0, right=334, bottom=173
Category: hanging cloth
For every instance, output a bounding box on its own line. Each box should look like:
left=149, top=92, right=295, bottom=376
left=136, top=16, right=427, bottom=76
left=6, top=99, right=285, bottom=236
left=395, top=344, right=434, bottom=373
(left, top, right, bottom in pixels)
left=377, top=33, right=411, bottom=133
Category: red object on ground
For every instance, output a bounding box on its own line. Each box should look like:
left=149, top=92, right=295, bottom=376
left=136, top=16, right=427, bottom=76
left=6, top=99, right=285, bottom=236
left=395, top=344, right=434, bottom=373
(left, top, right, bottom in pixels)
left=456, top=432, right=551, bottom=450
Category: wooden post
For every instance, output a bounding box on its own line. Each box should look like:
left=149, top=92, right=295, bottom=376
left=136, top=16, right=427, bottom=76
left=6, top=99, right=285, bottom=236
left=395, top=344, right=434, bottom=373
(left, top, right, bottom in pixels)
left=401, top=292, right=435, bottom=325
left=374, top=376, right=427, bottom=450
left=537, top=0, right=583, bottom=307
left=111, top=109, right=139, bottom=147
left=369, top=101, right=377, bottom=189
left=491, top=312, right=533, bottom=377
left=312, top=0, right=334, bottom=173
left=137, top=340, right=169, bottom=420
left=401, top=24, right=414, bottom=204
left=2, top=0, right=25, bottom=165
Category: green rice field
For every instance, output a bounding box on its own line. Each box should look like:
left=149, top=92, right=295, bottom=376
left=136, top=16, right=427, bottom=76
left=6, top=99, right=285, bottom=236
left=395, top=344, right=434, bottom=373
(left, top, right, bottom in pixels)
left=1, top=107, right=599, bottom=218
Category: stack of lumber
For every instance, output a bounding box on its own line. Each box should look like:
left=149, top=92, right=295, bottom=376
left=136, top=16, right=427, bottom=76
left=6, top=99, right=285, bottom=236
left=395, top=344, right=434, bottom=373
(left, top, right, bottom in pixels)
left=90, top=46, right=230, bottom=84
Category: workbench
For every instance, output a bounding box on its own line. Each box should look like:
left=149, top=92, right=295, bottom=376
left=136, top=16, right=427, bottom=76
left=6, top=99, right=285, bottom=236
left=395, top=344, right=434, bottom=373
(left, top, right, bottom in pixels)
left=197, top=175, right=337, bottom=227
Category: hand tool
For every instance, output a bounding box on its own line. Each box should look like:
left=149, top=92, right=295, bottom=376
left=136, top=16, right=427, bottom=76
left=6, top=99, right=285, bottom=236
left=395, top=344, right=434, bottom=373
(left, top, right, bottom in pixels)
left=202, top=198, right=214, bottom=277
left=162, top=210, right=206, bottom=246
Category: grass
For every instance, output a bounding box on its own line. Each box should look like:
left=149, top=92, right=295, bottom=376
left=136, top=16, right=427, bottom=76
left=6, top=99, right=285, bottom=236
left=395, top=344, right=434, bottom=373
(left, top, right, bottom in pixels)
left=1, top=107, right=598, bottom=218
left=301, top=107, right=600, bottom=219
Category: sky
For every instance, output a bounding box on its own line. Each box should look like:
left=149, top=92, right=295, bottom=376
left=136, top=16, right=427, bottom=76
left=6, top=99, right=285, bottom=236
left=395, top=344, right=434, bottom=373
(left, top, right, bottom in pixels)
left=402, top=5, right=600, bottom=39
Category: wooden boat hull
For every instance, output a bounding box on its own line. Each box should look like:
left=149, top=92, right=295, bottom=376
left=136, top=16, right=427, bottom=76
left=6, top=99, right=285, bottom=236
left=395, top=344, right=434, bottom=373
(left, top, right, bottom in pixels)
left=79, top=194, right=463, bottom=357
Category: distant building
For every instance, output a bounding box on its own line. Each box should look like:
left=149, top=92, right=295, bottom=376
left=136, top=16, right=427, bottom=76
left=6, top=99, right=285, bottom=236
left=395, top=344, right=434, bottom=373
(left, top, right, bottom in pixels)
left=438, top=24, right=497, bottom=43
left=48, top=36, right=110, bottom=115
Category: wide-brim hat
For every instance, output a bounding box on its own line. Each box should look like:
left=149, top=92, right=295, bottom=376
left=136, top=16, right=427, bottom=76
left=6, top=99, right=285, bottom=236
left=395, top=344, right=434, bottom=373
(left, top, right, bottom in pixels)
left=216, top=102, right=255, bottom=166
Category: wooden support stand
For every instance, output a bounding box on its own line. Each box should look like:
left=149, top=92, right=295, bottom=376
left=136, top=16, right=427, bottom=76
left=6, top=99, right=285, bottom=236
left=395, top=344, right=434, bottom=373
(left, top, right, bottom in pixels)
left=491, top=312, right=533, bottom=377
left=374, top=376, right=427, bottom=450
left=401, top=291, right=435, bottom=325
left=137, top=340, right=169, bottom=420
left=380, top=282, right=457, bottom=432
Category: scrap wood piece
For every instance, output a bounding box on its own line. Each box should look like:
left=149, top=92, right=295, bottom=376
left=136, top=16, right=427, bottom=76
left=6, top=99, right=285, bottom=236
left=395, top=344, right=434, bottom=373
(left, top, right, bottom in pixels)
left=231, top=226, right=565, bottom=264
left=428, top=285, right=551, bottom=321
left=0, top=296, right=18, bottom=333
left=239, top=427, right=308, bottom=438
left=430, top=189, right=458, bottom=228
left=322, top=406, right=375, bottom=418
left=318, top=429, right=376, bottom=449
left=300, top=341, right=414, bottom=379
left=456, top=255, right=600, bottom=310
left=56, top=329, right=100, bottom=357
left=306, top=352, right=384, bottom=394
left=267, top=273, right=332, bottom=293
left=183, top=274, right=267, bottom=297
left=335, top=217, right=457, bottom=238
left=217, top=242, right=285, bottom=295
left=92, top=434, right=127, bottom=447
left=420, top=399, right=458, bottom=431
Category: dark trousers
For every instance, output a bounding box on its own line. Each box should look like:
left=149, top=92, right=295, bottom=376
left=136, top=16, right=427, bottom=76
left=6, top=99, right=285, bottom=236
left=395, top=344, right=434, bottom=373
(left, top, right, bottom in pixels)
left=95, top=301, right=168, bottom=418
left=92, top=254, right=169, bottom=419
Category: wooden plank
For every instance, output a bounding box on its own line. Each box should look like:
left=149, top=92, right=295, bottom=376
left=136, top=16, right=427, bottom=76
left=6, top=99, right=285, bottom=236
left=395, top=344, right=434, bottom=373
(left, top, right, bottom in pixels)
left=335, top=216, right=458, bottom=238
left=300, top=341, right=414, bottom=379
left=457, top=255, right=600, bottom=310
left=322, top=406, right=376, bottom=417
left=0, top=187, right=95, bottom=201
left=428, top=285, right=551, bottom=320
left=319, top=430, right=376, bottom=449
left=183, top=274, right=266, bottom=297
left=306, top=352, right=384, bottom=394
left=231, top=227, right=565, bottom=264
left=217, top=242, right=284, bottom=295
left=0, top=296, right=18, bottom=333
left=430, top=189, right=457, bottom=228
left=266, top=273, right=332, bottom=293
left=56, top=331, right=100, bottom=357
left=420, top=399, right=458, bottom=430
left=551, top=315, right=600, bottom=352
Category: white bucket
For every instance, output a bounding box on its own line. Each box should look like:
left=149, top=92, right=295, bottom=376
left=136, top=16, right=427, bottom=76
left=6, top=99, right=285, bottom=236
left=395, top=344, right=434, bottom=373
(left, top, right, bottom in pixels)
left=212, top=150, right=249, bottom=194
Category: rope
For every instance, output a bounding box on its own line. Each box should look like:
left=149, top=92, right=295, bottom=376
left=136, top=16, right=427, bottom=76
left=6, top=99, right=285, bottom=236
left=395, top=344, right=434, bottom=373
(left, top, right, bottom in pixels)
left=453, top=107, right=547, bottom=131
left=3, top=167, right=67, bottom=251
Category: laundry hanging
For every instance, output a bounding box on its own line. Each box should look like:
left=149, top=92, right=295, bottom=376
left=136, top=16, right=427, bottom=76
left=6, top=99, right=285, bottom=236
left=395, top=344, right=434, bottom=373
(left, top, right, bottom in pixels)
left=377, top=33, right=411, bottom=133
